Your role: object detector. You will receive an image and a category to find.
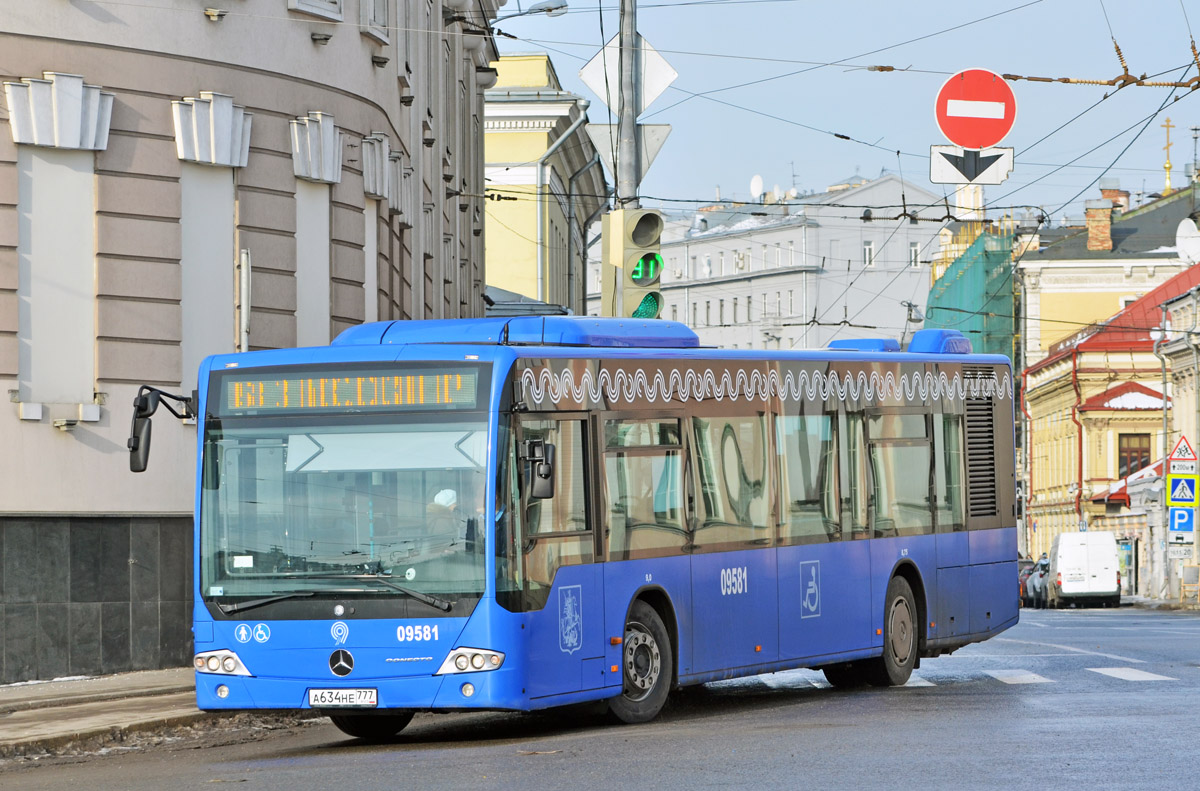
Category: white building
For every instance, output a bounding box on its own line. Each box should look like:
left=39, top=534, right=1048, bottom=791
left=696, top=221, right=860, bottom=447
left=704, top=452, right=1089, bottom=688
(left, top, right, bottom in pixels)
left=0, top=0, right=502, bottom=682
left=588, top=173, right=944, bottom=349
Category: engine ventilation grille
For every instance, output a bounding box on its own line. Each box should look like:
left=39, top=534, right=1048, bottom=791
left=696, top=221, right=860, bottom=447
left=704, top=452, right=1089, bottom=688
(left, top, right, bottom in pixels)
left=963, top=364, right=998, bottom=518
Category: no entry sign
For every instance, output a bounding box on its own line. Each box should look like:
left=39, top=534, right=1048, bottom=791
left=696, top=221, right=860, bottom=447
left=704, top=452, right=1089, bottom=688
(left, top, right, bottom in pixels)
left=935, top=69, right=1016, bottom=150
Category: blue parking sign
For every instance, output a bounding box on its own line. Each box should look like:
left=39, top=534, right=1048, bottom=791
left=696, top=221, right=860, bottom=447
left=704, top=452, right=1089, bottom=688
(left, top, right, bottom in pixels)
left=1169, top=507, right=1195, bottom=533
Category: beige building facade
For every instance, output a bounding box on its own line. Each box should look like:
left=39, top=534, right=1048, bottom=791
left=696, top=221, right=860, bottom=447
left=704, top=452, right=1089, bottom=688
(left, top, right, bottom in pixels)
left=0, top=0, right=500, bottom=681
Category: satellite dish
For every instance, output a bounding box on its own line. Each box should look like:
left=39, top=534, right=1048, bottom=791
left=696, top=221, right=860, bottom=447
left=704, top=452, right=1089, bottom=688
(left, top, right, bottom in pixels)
left=787, top=188, right=799, bottom=199
left=1177, top=218, right=1200, bottom=264
left=773, top=184, right=781, bottom=201
left=750, top=174, right=763, bottom=201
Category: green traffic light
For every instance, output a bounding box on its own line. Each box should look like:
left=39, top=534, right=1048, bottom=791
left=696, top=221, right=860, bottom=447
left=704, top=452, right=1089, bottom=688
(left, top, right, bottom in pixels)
left=631, top=292, right=663, bottom=319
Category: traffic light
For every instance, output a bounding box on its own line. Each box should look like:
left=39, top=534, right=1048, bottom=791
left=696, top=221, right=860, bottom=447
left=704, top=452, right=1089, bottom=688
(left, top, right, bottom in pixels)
left=600, top=208, right=664, bottom=318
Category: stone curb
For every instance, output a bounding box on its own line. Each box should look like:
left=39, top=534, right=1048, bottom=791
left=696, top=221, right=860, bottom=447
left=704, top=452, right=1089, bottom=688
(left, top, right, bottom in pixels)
left=0, top=684, right=195, bottom=715
left=0, top=709, right=230, bottom=760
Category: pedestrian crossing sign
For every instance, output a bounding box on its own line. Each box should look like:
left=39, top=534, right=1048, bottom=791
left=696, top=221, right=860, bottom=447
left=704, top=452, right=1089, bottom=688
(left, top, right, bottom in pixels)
left=1168, top=474, right=1199, bottom=506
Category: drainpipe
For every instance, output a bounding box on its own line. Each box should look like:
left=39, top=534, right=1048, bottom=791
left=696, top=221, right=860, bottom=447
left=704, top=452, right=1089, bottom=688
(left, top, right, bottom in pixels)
left=1070, top=349, right=1084, bottom=526
left=566, top=152, right=602, bottom=314
left=537, top=98, right=590, bottom=303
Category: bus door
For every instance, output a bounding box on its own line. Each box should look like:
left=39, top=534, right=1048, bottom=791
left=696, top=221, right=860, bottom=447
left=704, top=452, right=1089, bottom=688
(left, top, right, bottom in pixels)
left=688, top=409, right=780, bottom=673
left=776, top=409, right=871, bottom=662
left=515, top=416, right=606, bottom=699
left=934, top=387, right=970, bottom=638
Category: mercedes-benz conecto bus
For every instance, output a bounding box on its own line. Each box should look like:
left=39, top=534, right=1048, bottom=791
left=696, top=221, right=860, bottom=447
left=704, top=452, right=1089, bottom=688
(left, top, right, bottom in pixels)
left=128, top=317, right=1018, bottom=739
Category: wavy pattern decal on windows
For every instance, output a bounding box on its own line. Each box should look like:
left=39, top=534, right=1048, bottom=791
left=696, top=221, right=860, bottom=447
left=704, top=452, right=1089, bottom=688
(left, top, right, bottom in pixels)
left=520, top=366, right=1013, bottom=406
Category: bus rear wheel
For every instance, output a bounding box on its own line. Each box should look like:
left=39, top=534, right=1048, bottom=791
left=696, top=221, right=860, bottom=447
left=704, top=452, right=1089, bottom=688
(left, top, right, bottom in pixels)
left=329, top=712, right=414, bottom=740
left=609, top=600, right=672, bottom=724
left=867, top=576, right=917, bottom=687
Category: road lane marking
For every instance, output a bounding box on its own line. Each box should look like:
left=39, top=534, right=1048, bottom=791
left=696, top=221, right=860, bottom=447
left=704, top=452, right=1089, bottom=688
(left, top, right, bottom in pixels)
left=985, top=669, right=1053, bottom=684
left=1086, top=667, right=1177, bottom=681
left=904, top=676, right=935, bottom=687
left=993, top=637, right=1144, bottom=663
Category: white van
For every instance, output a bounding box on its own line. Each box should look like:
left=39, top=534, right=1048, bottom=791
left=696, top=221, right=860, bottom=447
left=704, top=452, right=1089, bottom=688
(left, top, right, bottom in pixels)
left=1048, top=531, right=1120, bottom=608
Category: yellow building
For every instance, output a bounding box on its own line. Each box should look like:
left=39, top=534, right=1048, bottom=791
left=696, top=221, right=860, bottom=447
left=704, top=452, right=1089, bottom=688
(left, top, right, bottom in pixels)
left=483, top=54, right=608, bottom=313
left=1024, top=258, right=1200, bottom=562
left=1020, top=186, right=1199, bottom=559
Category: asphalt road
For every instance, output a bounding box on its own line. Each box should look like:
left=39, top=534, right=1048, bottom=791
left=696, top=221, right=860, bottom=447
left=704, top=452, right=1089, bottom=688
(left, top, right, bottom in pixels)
left=5, top=606, right=1197, bottom=791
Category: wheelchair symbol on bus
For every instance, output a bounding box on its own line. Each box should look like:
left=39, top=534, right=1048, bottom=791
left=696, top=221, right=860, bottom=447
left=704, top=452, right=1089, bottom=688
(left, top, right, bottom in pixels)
left=800, top=561, right=821, bottom=619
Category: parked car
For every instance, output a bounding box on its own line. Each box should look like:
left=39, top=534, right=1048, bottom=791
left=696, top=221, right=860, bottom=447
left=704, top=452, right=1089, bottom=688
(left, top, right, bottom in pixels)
left=1018, top=558, right=1036, bottom=606
left=1047, top=531, right=1121, bottom=608
left=1025, top=558, right=1050, bottom=608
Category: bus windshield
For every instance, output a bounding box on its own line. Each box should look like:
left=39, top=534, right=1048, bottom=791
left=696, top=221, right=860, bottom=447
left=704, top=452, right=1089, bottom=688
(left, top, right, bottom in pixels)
left=199, top=417, right=489, bottom=603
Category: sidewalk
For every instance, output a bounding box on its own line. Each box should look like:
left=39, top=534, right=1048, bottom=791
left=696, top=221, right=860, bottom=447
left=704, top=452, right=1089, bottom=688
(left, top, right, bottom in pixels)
left=0, top=668, right=207, bottom=759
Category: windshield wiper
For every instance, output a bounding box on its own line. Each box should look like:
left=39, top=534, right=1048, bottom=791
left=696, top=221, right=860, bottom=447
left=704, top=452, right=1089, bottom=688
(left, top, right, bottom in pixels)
left=216, top=591, right=315, bottom=615
left=303, top=574, right=455, bottom=612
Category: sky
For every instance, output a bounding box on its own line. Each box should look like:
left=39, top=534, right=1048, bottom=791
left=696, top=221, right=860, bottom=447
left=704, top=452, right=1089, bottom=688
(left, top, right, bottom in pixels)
left=496, top=0, right=1200, bottom=221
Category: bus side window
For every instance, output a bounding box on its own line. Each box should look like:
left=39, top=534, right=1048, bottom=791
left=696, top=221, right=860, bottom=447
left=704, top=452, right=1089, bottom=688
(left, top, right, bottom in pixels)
left=935, top=413, right=966, bottom=532
left=867, top=413, right=934, bottom=538
left=775, top=413, right=840, bottom=545
left=840, top=412, right=870, bottom=539
left=691, top=414, right=770, bottom=550
left=519, top=419, right=592, bottom=610
left=603, top=418, right=686, bottom=560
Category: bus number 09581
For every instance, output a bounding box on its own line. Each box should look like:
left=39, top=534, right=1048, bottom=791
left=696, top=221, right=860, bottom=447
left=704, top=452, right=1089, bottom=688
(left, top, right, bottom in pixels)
left=720, top=566, right=748, bottom=596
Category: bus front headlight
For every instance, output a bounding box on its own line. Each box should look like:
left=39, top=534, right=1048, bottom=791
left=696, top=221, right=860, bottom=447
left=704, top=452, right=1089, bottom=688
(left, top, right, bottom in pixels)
left=194, top=649, right=252, bottom=677
left=436, top=647, right=505, bottom=675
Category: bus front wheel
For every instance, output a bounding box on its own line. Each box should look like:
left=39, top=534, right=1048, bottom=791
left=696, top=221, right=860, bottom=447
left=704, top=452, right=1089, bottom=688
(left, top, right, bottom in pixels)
left=867, top=575, right=917, bottom=687
left=329, top=712, right=414, bottom=740
left=609, top=600, right=672, bottom=724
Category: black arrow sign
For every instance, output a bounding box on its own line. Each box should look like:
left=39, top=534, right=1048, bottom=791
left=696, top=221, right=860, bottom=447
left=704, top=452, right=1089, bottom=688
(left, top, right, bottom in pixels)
left=939, top=149, right=1003, bottom=182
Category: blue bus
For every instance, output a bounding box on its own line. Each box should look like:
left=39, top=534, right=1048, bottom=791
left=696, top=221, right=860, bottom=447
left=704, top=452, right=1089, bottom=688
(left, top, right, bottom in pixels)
left=129, top=317, right=1017, bottom=738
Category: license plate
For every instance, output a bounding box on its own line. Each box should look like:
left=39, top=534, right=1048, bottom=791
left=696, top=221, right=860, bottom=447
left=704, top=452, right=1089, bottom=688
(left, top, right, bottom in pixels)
left=308, top=688, right=378, bottom=708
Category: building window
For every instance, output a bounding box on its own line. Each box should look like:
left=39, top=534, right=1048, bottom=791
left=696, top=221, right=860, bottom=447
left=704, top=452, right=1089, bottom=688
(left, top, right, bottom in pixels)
left=705, top=301, right=711, bottom=325
left=788, top=290, right=794, bottom=314
left=1118, top=434, right=1151, bottom=478
left=719, top=299, right=725, bottom=325
left=704, top=255, right=712, bottom=278
left=719, top=251, right=726, bottom=276
left=733, top=297, right=739, bottom=323
left=761, top=244, right=768, bottom=267
left=775, top=243, right=782, bottom=267
left=909, top=242, right=920, bottom=267
left=863, top=240, right=875, bottom=268
left=360, top=0, right=389, bottom=43
left=692, top=302, right=698, bottom=326
left=671, top=304, right=678, bottom=322
left=289, top=0, right=344, bottom=22
left=747, top=294, right=753, bottom=321
left=691, top=255, right=698, bottom=277
left=789, top=240, right=795, bottom=266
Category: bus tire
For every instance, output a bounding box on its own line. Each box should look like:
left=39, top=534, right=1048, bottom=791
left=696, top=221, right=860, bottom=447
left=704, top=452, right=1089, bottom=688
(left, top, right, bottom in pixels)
left=609, top=600, right=672, bottom=724
left=329, top=712, right=414, bottom=740
left=867, top=575, right=917, bottom=687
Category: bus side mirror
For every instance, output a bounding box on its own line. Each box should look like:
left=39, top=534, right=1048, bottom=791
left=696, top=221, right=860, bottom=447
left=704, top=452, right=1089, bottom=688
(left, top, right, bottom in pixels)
left=128, top=416, right=152, bottom=473
left=523, top=439, right=556, bottom=500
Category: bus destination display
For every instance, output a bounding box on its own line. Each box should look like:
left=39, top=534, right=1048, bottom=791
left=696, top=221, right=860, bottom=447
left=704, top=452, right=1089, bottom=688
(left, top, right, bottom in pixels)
left=219, top=367, right=479, bottom=415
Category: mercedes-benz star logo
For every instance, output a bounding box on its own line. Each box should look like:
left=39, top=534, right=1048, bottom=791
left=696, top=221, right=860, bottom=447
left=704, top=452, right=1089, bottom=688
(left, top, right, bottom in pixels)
left=329, top=649, right=354, bottom=677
